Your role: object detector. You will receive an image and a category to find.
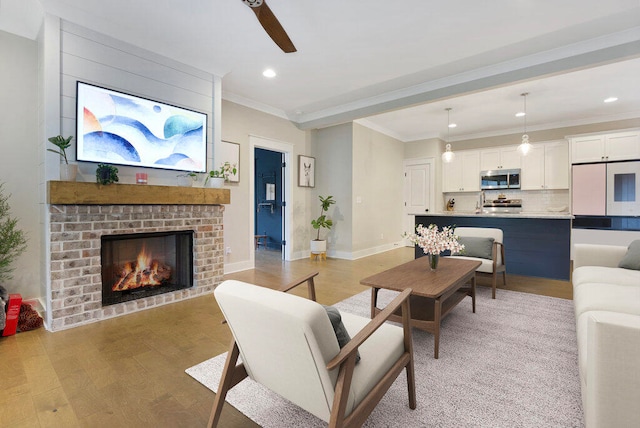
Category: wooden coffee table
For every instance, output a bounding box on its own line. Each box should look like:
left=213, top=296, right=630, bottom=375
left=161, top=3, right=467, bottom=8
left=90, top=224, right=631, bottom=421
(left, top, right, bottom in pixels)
left=360, top=257, right=481, bottom=359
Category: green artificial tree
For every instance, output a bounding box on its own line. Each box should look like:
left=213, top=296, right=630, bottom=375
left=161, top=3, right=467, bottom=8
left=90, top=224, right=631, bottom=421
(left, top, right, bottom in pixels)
left=311, top=195, right=336, bottom=241
left=0, top=183, right=28, bottom=283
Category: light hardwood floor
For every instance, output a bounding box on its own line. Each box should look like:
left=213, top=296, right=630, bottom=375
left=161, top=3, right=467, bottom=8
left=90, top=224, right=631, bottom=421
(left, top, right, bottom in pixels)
left=0, top=247, right=572, bottom=427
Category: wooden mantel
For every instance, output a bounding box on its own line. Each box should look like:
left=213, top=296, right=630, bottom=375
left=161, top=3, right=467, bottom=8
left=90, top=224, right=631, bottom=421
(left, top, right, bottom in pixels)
left=47, top=181, right=230, bottom=205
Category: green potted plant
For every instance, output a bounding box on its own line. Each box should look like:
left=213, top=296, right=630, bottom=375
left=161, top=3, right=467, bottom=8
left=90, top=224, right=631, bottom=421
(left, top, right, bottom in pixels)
left=0, top=183, right=28, bottom=286
left=47, top=135, right=77, bottom=181
left=310, top=195, right=335, bottom=256
left=205, top=162, right=237, bottom=188
left=96, top=164, right=119, bottom=185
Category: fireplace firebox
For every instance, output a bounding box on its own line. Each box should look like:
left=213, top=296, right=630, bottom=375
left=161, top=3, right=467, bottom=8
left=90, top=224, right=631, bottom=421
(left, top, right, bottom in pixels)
left=101, top=230, right=194, bottom=306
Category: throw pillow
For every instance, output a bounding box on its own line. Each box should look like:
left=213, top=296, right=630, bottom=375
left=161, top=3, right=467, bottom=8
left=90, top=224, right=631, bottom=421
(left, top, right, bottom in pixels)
left=457, top=236, right=495, bottom=260
left=323, top=305, right=361, bottom=364
left=618, top=240, right=640, bottom=270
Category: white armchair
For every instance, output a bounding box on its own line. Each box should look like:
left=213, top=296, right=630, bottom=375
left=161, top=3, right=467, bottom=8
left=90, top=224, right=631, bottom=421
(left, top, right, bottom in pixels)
left=449, top=227, right=506, bottom=299
left=209, top=273, right=416, bottom=427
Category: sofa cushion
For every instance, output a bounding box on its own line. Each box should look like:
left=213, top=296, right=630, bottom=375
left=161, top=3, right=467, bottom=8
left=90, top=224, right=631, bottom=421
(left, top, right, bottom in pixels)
left=573, top=266, right=640, bottom=288
left=618, top=240, right=640, bottom=270
left=457, top=236, right=494, bottom=260
left=323, top=305, right=360, bottom=363
left=573, top=282, right=640, bottom=318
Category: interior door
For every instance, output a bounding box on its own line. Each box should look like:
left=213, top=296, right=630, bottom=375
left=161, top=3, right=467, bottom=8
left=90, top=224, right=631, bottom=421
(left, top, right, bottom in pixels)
left=403, top=162, right=430, bottom=246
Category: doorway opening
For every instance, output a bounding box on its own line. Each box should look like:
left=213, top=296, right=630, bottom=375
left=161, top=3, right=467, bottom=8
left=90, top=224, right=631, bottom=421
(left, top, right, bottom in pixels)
left=255, top=148, right=284, bottom=259
left=249, top=135, right=293, bottom=264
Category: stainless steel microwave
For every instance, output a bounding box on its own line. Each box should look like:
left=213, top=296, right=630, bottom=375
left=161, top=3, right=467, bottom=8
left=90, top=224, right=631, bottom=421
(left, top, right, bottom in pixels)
left=480, top=169, right=521, bottom=190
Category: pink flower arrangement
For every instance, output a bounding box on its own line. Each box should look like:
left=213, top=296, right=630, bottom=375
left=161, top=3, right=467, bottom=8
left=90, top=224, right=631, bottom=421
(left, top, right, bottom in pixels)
left=405, top=224, right=465, bottom=256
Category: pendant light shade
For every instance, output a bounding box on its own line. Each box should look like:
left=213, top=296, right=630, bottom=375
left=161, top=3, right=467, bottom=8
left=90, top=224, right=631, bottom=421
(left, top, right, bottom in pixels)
left=441, top=108, right=455, bottom=163
left=518, top=92, right=531, bottom=156
left=442, top=143, right=455, bottom=163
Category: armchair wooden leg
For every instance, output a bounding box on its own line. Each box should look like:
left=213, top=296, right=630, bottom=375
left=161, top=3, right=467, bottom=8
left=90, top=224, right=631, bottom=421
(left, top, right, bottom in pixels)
left=491, top=272, right=497, bottom=299
left=208, top=340, right=247, bottom=428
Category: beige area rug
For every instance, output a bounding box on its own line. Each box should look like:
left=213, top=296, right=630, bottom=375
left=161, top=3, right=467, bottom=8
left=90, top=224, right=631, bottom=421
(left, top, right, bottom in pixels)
left=186, top=287, right=584, bottom=427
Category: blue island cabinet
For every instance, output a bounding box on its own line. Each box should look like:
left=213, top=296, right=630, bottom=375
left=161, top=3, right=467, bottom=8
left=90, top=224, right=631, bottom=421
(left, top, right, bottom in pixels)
left=415, top=216, right=572, bottom=280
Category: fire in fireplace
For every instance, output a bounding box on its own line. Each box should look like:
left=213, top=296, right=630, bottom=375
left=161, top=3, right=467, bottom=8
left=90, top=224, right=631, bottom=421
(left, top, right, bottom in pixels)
left=101, top=231, right=194, bottom=306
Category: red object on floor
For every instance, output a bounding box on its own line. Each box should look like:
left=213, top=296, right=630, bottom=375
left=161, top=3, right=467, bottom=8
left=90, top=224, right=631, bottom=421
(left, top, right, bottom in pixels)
left=2, top=294, right=22, bottom=336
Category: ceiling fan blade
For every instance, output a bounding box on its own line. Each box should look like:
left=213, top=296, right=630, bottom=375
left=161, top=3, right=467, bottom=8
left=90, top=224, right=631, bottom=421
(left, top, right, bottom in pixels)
left=243, top=0, right=297, bottom=53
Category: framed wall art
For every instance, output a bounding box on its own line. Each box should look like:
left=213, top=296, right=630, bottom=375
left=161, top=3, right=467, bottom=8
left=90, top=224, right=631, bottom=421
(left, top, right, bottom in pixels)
left=298, top=155, right=315, bottom=187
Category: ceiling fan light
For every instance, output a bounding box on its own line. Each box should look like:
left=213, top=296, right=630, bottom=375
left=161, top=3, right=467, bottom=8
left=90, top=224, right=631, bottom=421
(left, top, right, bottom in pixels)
left=262, top=68, right=276, bottom=78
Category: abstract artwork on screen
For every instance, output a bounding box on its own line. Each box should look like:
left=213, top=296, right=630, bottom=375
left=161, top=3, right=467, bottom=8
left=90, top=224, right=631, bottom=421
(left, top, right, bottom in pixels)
left=76, top=82, right=208, bottom=173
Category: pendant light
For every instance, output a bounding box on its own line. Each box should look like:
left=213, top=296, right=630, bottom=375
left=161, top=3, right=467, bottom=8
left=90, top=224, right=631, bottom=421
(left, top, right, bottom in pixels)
left=442, top=108, right=455, bottom=163
left=518, top=92, right=531, bottom=156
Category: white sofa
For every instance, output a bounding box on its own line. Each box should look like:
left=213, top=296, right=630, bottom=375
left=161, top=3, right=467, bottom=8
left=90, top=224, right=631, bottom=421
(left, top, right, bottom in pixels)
left=572, top=244, right=640, bottom=428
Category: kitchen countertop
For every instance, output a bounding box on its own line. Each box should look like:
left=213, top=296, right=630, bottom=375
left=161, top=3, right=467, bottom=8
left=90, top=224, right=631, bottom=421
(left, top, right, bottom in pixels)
left=426, top=211, right=573, bottom=219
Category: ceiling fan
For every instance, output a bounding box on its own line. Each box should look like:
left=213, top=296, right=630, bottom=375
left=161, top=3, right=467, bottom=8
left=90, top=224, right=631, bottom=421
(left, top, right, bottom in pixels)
left=241, top=0, right=297, bottom=53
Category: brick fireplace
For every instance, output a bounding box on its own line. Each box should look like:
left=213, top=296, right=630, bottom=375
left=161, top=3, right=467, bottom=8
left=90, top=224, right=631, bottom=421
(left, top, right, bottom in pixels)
left=47, top=182, right=230, bottom=331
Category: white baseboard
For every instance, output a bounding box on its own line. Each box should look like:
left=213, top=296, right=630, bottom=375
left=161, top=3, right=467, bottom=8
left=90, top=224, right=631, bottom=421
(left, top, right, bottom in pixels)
left=238, top=241, right=406, bottom=266
left=224, top=260, right=254, bottom=274
left=329, top=241, right=405, bottom=260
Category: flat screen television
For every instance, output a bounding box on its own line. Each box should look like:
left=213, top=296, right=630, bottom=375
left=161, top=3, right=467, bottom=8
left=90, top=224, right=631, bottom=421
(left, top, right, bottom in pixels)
left=76, top=81, right=208, bottom=173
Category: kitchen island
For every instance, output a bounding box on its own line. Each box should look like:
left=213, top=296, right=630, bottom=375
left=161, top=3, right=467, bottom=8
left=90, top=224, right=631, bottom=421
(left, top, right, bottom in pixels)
left=415, top=212, right=572, bottom=280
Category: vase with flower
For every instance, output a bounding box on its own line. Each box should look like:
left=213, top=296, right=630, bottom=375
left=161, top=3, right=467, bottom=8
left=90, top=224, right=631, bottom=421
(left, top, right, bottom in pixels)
left=404, top=224, right=465, bottom=271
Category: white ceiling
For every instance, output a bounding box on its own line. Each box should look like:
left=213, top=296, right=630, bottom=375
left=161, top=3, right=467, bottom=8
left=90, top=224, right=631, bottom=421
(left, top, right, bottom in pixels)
left=3, top=0, right=640, bottom=141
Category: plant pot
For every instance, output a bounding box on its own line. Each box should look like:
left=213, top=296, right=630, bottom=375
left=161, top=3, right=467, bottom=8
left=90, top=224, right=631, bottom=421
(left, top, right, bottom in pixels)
left=207, top=177, right=225, bottom=188
left=60, top=163, right=78, bottom=181
left=177, top=176, right=194, bottom=187
left=310, top=239, right=327, bottom=254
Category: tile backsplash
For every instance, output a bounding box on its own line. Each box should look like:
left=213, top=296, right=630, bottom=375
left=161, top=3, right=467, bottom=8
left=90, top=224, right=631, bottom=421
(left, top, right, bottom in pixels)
left=442, top=189, right=570, bottom=213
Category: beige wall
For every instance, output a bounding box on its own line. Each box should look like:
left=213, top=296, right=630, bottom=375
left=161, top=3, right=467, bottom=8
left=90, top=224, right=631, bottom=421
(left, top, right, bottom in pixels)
left=221, top=100, right=310, bottom=268
left=451, top=118, right=640, bottom=151
left=311, top=123, right=353, bottom=256
left=352, top=123, right=404, bottom=255
left=0, top=30, right=40, bottom=299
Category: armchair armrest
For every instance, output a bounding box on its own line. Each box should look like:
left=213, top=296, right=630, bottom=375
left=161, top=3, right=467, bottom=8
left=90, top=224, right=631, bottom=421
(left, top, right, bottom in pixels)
left=279, top=271, right=319, bottom=301
left=493, top=241, right=505, bottom=267
left=327, top=288, right=413, bottom=371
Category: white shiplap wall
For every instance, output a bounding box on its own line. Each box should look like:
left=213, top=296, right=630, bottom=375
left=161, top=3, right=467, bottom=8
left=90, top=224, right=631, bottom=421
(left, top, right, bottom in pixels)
left=59, top=20, right=216, bottom=185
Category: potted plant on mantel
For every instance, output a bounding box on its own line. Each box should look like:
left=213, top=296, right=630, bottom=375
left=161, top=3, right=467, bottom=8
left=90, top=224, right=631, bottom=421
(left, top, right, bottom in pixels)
left=311, top=195, right=335, bottom=256
left=95, top=164, right=119, bottom=185
left=47, top=135, right=77, bottom=181
left=205, top=161, right=237, bottom=188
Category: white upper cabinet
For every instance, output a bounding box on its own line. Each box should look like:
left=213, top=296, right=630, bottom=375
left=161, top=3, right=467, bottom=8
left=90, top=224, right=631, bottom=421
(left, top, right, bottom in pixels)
left=571, top=130, right=640, bottom=163
left=480, top=146, right=521, bottom=170
left=443, top=150, right=480, bottom=192
left=544, top=141, right=570, bottom=189
left=522, top=140, right=569, bottom=190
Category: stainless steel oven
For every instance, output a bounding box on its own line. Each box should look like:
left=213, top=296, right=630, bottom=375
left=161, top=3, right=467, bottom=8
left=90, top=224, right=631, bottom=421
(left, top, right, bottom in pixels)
left=480, top=169, right=521, bottom=190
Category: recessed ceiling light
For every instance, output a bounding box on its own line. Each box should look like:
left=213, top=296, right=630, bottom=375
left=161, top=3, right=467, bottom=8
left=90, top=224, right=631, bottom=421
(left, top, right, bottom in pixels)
left=515, top=112, right=526, bottom=117
left=604, top=97, right=618, bottom=103
left=262, top=68, right=276, bottom=78
left=448, top=123, right=457, bottom=128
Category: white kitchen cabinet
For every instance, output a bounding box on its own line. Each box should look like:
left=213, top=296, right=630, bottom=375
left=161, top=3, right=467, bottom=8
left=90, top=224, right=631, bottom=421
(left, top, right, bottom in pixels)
left=443, top=150, right=480, bottom=192
left=521, top=145, right=545, bottom=190
left=571, top=130, right=640, bottom=163
left=480, top=146, right=521, bottom=170
left=522, top=141, right=569, bottom=190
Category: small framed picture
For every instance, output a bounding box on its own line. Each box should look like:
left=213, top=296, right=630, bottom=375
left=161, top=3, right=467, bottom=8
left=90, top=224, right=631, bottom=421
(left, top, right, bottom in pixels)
left=298, top=155, right=315, bottom=187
